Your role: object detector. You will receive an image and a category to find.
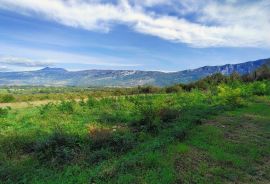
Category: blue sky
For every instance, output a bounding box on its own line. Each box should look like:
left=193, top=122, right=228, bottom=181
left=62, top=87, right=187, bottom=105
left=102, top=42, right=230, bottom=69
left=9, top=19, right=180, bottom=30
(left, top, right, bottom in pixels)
left=0, top=0, right=269, bottom=72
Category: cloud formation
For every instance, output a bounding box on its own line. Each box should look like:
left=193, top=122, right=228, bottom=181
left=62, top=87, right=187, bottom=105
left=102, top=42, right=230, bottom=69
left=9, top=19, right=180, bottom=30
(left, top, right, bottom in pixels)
left=0, top=0, right=269, bottom=48
left=0, top=66, right=9, bottom=72
left=0, top=44, right=143, bottom=70
left=0, top=56, right=53, bottom=67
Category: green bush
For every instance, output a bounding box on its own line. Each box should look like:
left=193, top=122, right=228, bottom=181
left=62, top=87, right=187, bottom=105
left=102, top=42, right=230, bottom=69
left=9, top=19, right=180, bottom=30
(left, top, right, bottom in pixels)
left=109, top=132, right=136, bottom=153
left=0, top=107, right=9, bottom=117
left=0, top=163, right=29, bottom=184
left=86, top=96, right=97, bottom=108
left=58, top=101, right=74, bottom=113
left=137, top=86, right=161, bottom=94
left=214, top=85, right=246, bottom=107
left=251, top=82, right=268, bottom=96
left=39, top=103, right=54, bottom=115
left=131, top=102, right=161, bottom=133
left=158, top=108, right=180, bottom=123
left=88, top=126, right=113, bottom=150
left=0, top=134, right=35, bottom=158
left=165, top=85, right=182, bottom=93
left=34, top=132, right=81, bottom=166
left=87, top=148, right=112, bottom=164
left=89, top=130, right=136, bottom=153
left=0, top=94, right=15, bottom=103
left=171, top=127, right=187, bottom=140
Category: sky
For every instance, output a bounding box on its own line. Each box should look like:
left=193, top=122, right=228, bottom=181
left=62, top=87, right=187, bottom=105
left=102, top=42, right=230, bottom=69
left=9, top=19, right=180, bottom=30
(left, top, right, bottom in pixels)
left=0, top=0, right=269, bottom=72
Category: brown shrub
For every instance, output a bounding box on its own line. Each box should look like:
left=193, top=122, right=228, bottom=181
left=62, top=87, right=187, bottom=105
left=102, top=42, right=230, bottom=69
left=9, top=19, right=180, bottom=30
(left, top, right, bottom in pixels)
left=87, top=124, right=113, bottom=142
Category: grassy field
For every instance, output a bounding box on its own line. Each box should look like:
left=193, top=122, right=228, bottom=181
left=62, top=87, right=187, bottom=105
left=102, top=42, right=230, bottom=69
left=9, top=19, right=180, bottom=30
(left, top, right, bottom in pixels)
left=0, top=81, right=269, bottom=184
left=0, top=86, right=164, bottom=103
left=174, top=96, right=270, bottom=183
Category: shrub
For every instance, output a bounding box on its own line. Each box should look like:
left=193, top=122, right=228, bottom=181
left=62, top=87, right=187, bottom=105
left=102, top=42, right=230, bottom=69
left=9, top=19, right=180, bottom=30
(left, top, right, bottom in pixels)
left=0, top=94, right=15, bottom=103
left=158, top=108, right=180, bottom=123
left=87, top=148, right=112, bottom=164
left=78, top=98, right=86, bottom=106
left=171, top=127, right=187, bottom=140
left=215, top=85, right=246, bottom=107
left=229, top=72, right=242, bottom=82
left=131, top=102, right=161, bottom=133
left=88, top=125, right=135, bottom=153
left=251, top=82, right=268, bottom=96
left=185, top=73, right=229, bottom=91
left=58, top=101, right=74, bottom=113
left=241, top=62, right=270, bottom=82
left=0, top=164, right=28, bottom=184
left=88, top=125, right=113, bottom=149
left=113, top=89, right=125, bottom=96
left=0, top=134, right=35, bottom=158
left=34, top=132, right=81, bottom=166
left=109, top=132, right=136, bottom=153
left=39, top=103, right=54, bottom=115
left=0, top=107, right=9, bottom=117
left=97, top=109, right=119, bottom=123
left=165, top=85, right=182, bottom=93
left=254, top=64, right=270, bottom=81
left=86, top=96, right=97, bottom=108
left=137, top=86, right=161, bottom=94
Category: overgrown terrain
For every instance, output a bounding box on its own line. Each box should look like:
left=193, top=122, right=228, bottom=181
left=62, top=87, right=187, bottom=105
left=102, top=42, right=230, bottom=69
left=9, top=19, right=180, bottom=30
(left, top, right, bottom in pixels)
left=0, top=66, right=270, bottom=184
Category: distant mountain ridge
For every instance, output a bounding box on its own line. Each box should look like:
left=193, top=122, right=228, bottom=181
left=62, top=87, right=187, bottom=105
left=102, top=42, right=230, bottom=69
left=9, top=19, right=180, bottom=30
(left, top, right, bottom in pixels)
left=0, top=58, right=269, bottom=87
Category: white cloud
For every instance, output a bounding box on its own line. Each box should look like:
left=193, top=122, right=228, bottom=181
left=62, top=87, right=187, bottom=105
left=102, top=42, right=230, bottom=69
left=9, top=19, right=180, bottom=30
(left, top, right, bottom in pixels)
left=0, top=44, right=142, bottom=69
left=0, top=0, right=269, bottom=48
left=130, top=0, right=170, bottom=7
left=0, top=65, right=9, bottom=72
left=0, top=56, right=54, bottom=67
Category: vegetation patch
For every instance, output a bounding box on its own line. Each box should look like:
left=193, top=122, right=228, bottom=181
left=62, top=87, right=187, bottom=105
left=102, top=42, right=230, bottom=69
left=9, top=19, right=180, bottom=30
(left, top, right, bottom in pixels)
left=0, top=68, right=269, bottom=183
left=174, top=98, right=270, bottom=183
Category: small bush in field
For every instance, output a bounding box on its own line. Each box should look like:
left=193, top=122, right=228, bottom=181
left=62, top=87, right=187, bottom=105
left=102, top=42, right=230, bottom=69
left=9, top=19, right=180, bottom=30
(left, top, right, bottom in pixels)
left=131, top=102, right=161, bottom=133
left=87, top=148, right=111, bottom=164
left=215, top=85, right=246, bottom=107
left=137, top=86, right=160, bottom=94
left=34, top=132, right=81, bottom=166
left=58, top=101, right=74, bottom=113
left=251, top=82, right=268, bottom=96
left=132, top=98, right=182, bottom=132
left=171, top=127, right=187, bottom=140
left=88, top=125, right=113, bottom=149
left=88, top=124, right=135, bottom=152
left=86, top=96, right=97, bottom=108
left=78, top=98, right=86, bottom=106
left=39, top=103, right=54, bottom=115
left=109, top=132, right=136, bottom=153
left=98, top=110, right=119, bottom=123
left=0, top=94, right=15, bottom=103
left=0, top=107, right=9, bottom=117
left=165, top=85, right=182, bottom=93
left=158, top=108, right=180, bottom=123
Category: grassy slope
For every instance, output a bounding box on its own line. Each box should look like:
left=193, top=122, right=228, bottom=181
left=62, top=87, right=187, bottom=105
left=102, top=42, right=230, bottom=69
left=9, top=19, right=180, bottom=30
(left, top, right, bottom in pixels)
left=174, top=96, right=270, bottom=183
left=0, top=96, right=269, bottom=184
left=73, top=96, right=270, bottom=184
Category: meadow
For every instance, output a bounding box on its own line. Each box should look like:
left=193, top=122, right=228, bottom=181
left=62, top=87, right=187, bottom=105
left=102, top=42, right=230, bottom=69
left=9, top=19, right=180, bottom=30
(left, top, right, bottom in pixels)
left=0, top=69, right=270, bottom=183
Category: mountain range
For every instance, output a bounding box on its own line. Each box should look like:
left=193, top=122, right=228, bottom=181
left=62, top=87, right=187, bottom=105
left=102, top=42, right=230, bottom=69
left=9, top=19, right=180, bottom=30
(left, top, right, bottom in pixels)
left=0, top=58, right=269, bottom=87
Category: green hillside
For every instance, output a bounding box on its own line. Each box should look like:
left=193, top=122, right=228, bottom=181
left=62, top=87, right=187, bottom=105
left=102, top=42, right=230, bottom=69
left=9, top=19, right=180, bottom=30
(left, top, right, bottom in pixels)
left=1, top=78, right=270, bottom=183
